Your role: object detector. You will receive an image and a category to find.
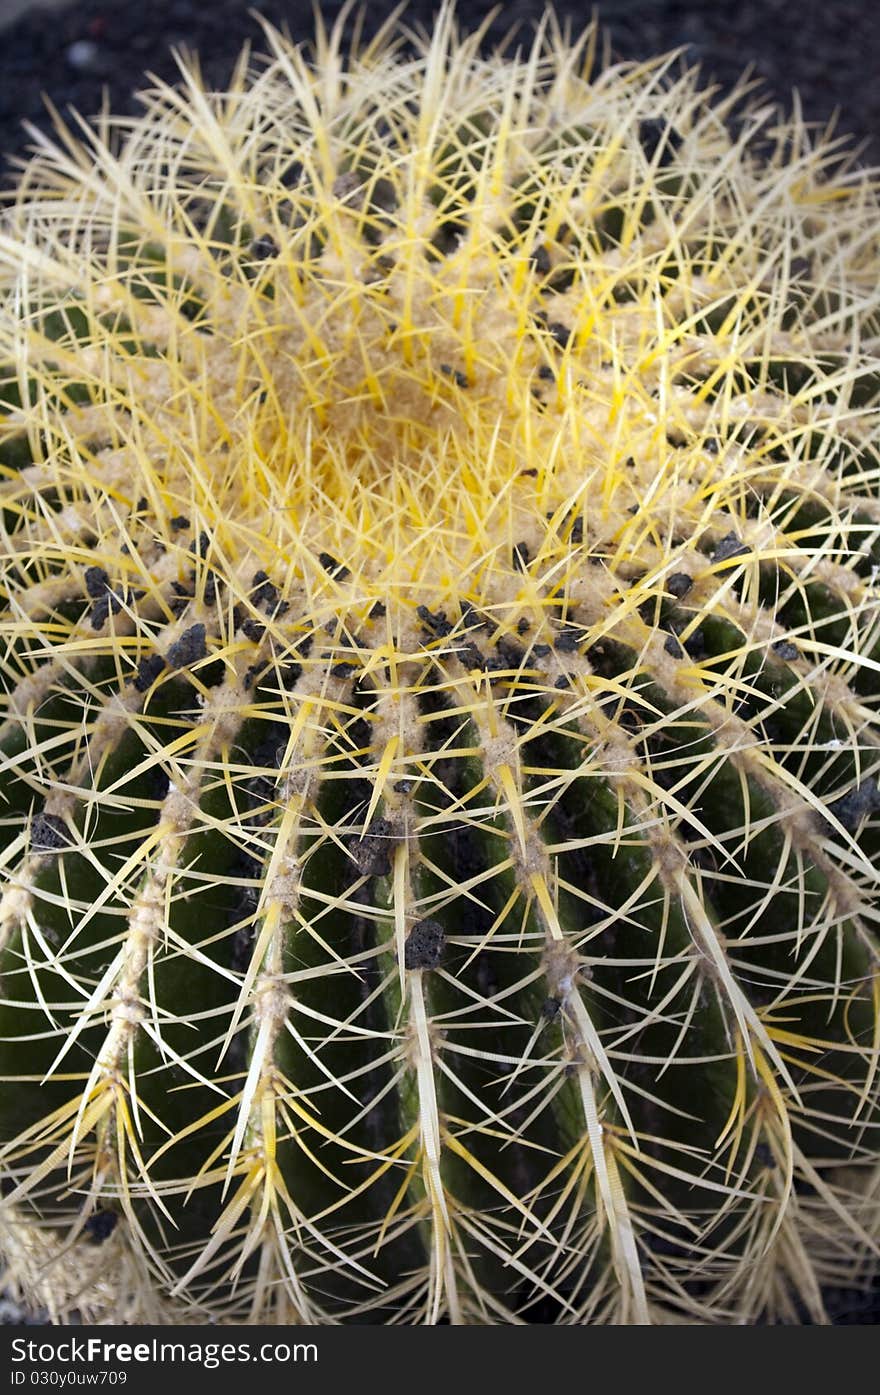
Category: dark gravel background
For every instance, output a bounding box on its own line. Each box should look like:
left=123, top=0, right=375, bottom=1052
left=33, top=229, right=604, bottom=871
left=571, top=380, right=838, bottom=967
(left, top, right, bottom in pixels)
left=2, top=0, right=880, bottom=181
left=0, top=0, right=877, bottom=1326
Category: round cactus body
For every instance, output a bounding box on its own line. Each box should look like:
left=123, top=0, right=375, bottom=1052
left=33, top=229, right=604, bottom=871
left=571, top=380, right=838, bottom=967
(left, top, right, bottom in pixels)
left=0, top=4, right=879, bottom=1325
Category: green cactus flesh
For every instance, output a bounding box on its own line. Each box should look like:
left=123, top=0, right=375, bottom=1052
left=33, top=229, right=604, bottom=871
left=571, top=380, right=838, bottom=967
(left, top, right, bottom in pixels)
left=0, top=6, right=879, bottom=1324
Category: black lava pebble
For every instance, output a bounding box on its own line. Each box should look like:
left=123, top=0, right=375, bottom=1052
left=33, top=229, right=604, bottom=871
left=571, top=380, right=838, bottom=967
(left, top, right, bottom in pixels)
left=84, top=565, right=109, bottom=597
left=712, top=531, right=750, bottom=564
left=403, top=918, right=446, bottom=970
left=250, top=234, right=279, bottom=260
left=166, top=622, right=207, bottom=669
left=666, top=572, right=693, bottom=599
left=84, top=1210, right=118, bottom=1244
left=30, top=812, right=70, bottom=852
left=318, top=551, right=350, bottom=580
left=347, top=818, right=396, bottom=878
left=133, top=652, right=167, bottom=691
left=824, top=780, right=880, bottom=834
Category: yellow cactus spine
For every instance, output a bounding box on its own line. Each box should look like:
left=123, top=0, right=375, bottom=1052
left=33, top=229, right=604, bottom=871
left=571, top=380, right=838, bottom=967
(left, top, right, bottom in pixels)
left=0, top=2, right=878, bottom=1325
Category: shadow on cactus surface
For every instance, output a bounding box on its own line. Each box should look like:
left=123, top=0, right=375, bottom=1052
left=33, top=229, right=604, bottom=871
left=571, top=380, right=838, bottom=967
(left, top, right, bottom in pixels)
left=0, top=0, right=878, bottom=1325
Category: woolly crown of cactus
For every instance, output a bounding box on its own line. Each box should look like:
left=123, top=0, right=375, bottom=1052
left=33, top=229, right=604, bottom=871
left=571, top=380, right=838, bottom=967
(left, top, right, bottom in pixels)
left=0, top=2, right=879, bottom=1326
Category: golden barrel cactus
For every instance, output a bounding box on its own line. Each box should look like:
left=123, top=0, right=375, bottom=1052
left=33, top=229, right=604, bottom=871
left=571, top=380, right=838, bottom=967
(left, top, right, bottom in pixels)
left=0, top=3, right=878, bottom=1325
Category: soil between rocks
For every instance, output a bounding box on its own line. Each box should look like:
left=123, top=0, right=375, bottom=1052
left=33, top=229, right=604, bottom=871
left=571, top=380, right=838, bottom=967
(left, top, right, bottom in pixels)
left=0, top=0, right=878, bottom=1327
